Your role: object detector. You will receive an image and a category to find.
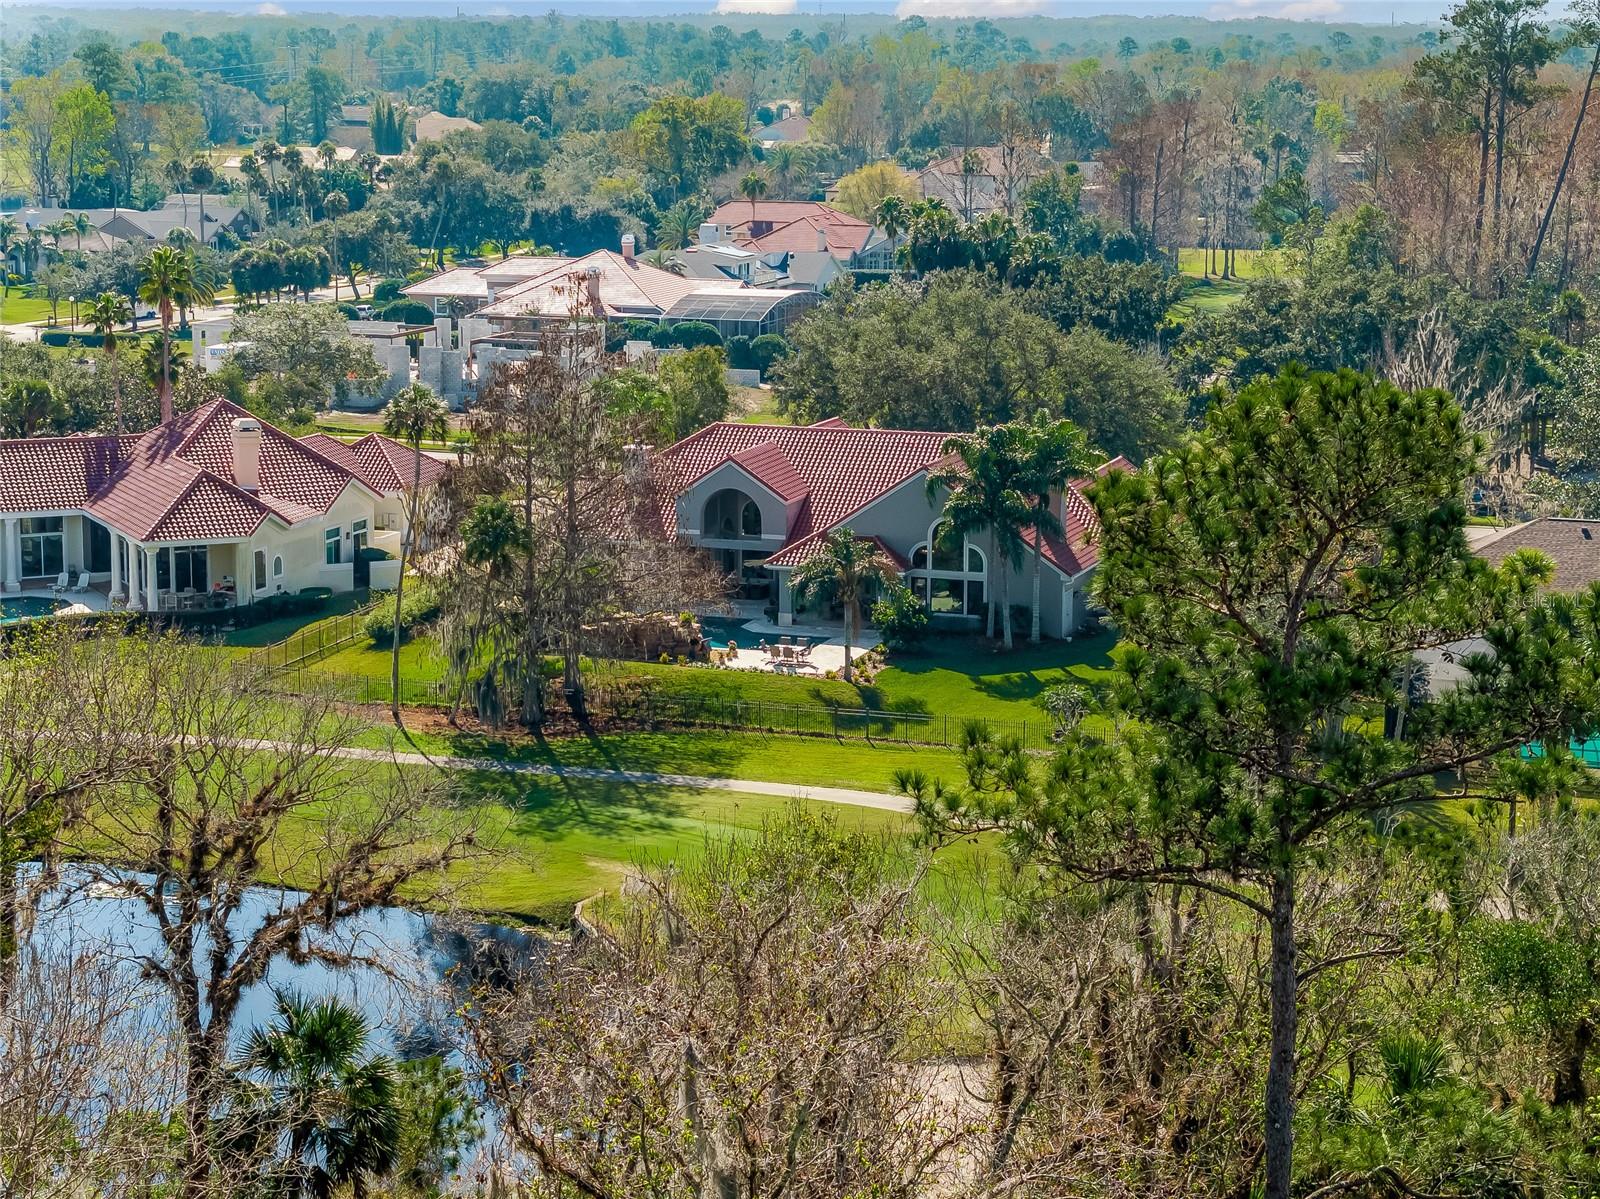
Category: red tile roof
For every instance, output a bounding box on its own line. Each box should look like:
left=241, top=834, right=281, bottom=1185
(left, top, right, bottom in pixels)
left=654, top=422, right=1121, bottom=577
left=740, top=214, right=873, bottom=258
left=301, top=431, right=449, bottom=495
left=0, top=401, right=448, bottom=544
left=728, top=441, right=810, bottom=504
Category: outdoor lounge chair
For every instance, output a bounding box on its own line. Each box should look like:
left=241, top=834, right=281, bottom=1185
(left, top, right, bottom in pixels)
left=69, top=572, right=90, bottom=593
left=794, top=641, right=814, bottom=660
left=49, top=571, right=68, bottom=597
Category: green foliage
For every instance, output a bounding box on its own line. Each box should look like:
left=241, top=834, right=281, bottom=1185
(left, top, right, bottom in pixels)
left=372, top=279, right=407, bottom=304
left=651, top=320, right=722, bottom=349
left=774, top=273, right=1178, bottom=461
left=365, top=582, right=440, bottom=645
left=376, top=299, right=435, bottom=326
left=871, top=582, right=930, bottom=651
left=228, top=303, right=384, bottom=408
left=658, top=345, right=730, bottom=438
left=748, top=333, right=790, bottom=376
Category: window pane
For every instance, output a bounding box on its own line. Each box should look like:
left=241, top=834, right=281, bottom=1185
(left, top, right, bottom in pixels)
left=966, top=545, right=985, bottom=573
left=929, top=578, right=964, bottom=614
left=964, top=581, right=986, bottom=618
left=254, top=550, right=267, bottom=591
left=930, top=524, right=961, bottom=571
left=911, top=545, right=928, bottom=570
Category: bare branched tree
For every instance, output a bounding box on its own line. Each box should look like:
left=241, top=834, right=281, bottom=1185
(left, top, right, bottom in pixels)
left=58, top=634, right=486, bottom=1199
left=464, top=809, right=972, bottom=1199
left=0, top=936, right=185, bottom=1199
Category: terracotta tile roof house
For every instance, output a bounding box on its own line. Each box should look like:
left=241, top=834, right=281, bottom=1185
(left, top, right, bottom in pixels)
left=0, top=401, right=445, bottom=611
left=709, top=201, right=895, bottom=275
left=655, top=418, right=1128, bottom=638
left=454, top=248, right=822, bottom=340
left=917, top=145, right=1054, bottom=219
left=754, top=113, right=812, bottom=147
left=1477, top=518, right=1600, bottom=592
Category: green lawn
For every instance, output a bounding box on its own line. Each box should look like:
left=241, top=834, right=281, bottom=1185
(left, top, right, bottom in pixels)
left=0, top=292, right=56, bottom=324
left=220, top=588, right=375, bottom=649
left=446, top=777, right=943, bottom=924
left=1170, top=277, right=1248, bottom=316
left=357, top=723, right=966, bottom=795
left=317, top=629, right=1120, bottom=728
left=1176, top=247, right=1274, bottom=279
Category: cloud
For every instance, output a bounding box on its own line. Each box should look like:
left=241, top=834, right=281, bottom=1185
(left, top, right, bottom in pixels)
left=714, top=0, right=798, bottom=12
left=255, top=2, right=287, bottom=14
left=1207, top=0, right=1344, bottom=16
left=895, top=0, right=1047, bottom=14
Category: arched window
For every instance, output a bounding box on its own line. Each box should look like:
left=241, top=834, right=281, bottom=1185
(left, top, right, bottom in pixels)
left=909, top=520, right=986, bottom=618
left=272, top=555, right=284, bottom=579
left=703, top=488, right=763, bottom=540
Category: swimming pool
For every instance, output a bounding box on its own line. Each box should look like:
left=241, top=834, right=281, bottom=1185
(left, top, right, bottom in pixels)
left=0, top=596, right=64, bottom=625
left=698, top=615, right=757, bottom=650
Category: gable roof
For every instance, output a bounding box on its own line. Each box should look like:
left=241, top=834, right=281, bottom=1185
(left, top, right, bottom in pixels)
left=740, top=213, right=875, bottom=258
left=1477, top=517, right=1600, bottom=592
left=0, top=402, right=444, bottom=544
left=476, top=249, right=752, bottom=320
left=656, top=421, right=952, bottom=568
left=755, top=113, right=811, bottom=143
left=656, top=421, right=1121, bottom=578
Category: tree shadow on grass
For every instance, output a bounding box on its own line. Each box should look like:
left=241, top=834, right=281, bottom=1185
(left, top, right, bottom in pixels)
left=447, top=722, right=743, bottom=840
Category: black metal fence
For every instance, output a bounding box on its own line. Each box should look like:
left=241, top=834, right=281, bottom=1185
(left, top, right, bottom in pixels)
left=238, top=601, right=382, bottom=674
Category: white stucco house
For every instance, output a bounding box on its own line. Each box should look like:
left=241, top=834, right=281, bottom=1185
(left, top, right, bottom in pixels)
left=653, top=418, right=1128, bottom=639
left=0, top=400, right=446, bottom=611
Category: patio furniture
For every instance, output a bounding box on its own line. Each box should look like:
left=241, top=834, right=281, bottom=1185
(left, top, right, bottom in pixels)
left=69, top=572, right=90, bottom=594
left=49, top=571, right=69, bottom=597
left=159, top=592, right=178, bottom=612
left=779, top=636, right=794, bottom=647
left=795, top=642, right=814, bottom=661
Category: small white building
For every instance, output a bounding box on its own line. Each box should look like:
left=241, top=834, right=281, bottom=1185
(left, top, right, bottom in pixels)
left=0, top=400, right=446, bottom=610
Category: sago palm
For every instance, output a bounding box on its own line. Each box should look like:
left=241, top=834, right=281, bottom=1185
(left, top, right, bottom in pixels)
left=790, top=527, right=900, bottom=683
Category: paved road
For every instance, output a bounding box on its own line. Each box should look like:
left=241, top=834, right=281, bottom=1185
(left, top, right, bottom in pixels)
left=240, top=738, right=916, bottom=815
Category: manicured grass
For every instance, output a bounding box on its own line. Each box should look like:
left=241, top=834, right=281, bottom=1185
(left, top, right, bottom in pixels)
left=1170, top=277, right=1248, bottom=316
left=1176, top=247, right=1274, bottom=279
left=612, top=629, right=1121, bottom=725
left=315, top=628, right=1120, bottom=727
left=0, top=292, right=56, bottom=324
left=220, top=588, right=375, bottom=648
left=440, top=776, right=989, bottom=924
left=358, top=723, right=967, bottom=794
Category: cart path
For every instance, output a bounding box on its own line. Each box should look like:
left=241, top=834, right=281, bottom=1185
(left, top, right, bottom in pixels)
left=240, top=738, right=917, bottom=814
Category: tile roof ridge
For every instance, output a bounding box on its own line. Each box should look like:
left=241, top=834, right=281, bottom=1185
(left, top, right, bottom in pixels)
left=156, top=465, right=274, bottom=532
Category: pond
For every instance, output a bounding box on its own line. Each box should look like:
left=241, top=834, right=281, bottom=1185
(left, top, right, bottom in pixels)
left=23, top=863, right=543, bottom=1058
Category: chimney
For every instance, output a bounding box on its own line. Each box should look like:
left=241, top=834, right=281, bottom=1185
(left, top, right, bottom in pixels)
left=816, top=224, right=828, bottom=253
left=621, top=232, right=636, bottom=261
left=585, top=265, right=603, bottom=309
left=698, top=222, right=719, bottom=246
left=231, top=416, right=262, bottom=492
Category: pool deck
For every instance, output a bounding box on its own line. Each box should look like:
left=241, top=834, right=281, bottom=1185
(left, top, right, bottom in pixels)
left=702, top=605, right=879, bottom=676
left=6, top=585, right=114, bottom=617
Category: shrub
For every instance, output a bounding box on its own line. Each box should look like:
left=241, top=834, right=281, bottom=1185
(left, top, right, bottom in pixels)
left=871, top=583, right=928, bottom=651
left=365, top=581, right=441, bottom=645
left=1041, top=683, right=1091, bottom=740
left=336, top=302, right=361, bottom=319
left=372, top=278, right=406, bottom=303
left=749, top=333, right=789, bottom=377
left=725, top=334, right=754, bottom=369
left=656, top=320, right=721, bottom=349
left=377, top=299, right=435, bottom=326
left=624, top=319, right=659, bottom=343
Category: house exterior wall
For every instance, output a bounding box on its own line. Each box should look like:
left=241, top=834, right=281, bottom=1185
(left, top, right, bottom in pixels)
left=674, top=461, right=794, bottom=552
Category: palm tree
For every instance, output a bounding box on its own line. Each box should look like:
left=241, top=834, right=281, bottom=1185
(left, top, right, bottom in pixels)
left=874, top=194, right=910, bottom=242
left=926, top=425, right=1034, bottom=650
left=85, top=291, right=134, bottom=432
left=656, top=198, right=705, bottom=251
left=790, top=527, right=900, bottom=684
left=739, top=170, right=769, bottom=221
left=45, top=218, right=74, bottom=260
left=139, top=245, right=215, bottom=423
left=259, top=140, right=282, bottom=223
left=70, top=211, right=95, bottom=253
left=0, top=216, right=17, bottom=293
left=324, top=190, right=350, bottom=301
left=189, top=158, right=217, bottom=247
left=1018, top=413, right=1094, bottom=644
left=229, top=992, right=401, bottom=1199
left=318, top=139, right=338, bottom=173
left=382, top=384, right=450, bottom=726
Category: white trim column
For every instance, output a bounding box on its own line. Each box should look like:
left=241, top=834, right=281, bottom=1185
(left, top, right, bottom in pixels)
left=109, top=531, right=123, bottom=600
left=144, top=546, right=159, bottom=612
left=1, top=519, right=16, bottom=593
